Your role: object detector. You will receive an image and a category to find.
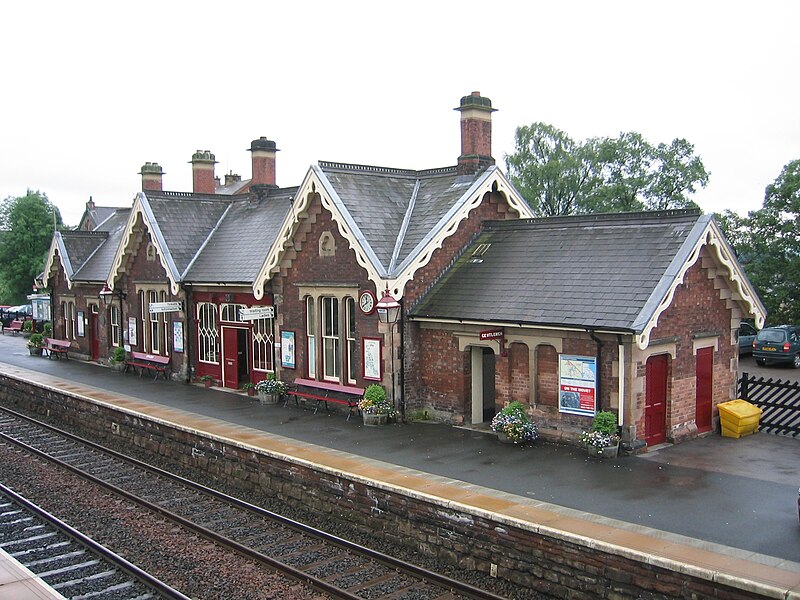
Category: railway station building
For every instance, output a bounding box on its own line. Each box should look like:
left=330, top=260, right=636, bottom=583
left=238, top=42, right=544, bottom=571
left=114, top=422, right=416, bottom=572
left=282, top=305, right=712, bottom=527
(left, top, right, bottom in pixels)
left=41, top=92, right=765, bottom=448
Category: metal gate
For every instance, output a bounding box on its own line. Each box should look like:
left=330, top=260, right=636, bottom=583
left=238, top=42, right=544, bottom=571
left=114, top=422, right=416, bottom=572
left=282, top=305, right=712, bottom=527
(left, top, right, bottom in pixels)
left=738, top=372, right=800, bottom=437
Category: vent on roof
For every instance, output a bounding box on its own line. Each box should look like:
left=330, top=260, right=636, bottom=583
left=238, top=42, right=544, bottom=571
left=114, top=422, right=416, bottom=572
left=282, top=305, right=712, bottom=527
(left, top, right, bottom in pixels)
left=468, top=243, right=491, bottom=263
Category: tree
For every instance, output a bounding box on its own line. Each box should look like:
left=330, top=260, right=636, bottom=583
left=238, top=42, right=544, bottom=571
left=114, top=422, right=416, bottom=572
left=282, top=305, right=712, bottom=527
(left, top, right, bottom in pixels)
left=0, top=190, right=62, bottom=304
left=504, top=123, right=601, bottom=216
left=727, top=160, right=800, bottom=325
left=505, top=124, right=708, bottom=216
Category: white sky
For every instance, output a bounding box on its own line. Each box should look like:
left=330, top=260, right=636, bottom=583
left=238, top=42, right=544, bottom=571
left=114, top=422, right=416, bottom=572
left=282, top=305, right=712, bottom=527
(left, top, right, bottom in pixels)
left=2, top=1, right=798, bottom=226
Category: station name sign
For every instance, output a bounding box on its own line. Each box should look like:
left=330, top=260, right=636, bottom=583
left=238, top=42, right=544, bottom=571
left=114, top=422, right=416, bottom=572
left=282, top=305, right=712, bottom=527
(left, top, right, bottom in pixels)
left=239, top=306, right=275, bottom=321
left=148, top=301, right=183, bottom=314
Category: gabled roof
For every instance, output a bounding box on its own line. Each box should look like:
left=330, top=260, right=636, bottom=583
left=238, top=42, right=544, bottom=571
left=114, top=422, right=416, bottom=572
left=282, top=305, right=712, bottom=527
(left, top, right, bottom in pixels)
left=253, top=162, right=533, bottom=299
left=77, top=205, right=119, bottom=231
left=185, top=187, right=297, bottom=283
left=43, top=208, right=130, bottom=288
left=409, top=209, right=766, bottom=349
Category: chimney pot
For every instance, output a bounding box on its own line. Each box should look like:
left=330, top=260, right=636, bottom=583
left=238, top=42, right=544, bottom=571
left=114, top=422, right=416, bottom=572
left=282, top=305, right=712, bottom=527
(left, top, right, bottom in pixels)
left=249, top=136, right=279, bottom=188
left=190, top=150, right=217, bottom=194
left=455, top=91, right=497, bottom=176
left=139, top=162, right=164, bottom=192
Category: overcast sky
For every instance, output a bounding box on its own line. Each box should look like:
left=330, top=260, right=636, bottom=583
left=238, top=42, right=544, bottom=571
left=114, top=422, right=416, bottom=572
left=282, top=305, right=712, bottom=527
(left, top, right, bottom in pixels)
left=3, top=1, right=798, bottom=226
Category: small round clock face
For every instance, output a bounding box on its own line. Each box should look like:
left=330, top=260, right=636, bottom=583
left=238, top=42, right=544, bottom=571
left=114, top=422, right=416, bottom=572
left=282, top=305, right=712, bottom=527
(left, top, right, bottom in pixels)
left=359, top=290, right=376, bottom=314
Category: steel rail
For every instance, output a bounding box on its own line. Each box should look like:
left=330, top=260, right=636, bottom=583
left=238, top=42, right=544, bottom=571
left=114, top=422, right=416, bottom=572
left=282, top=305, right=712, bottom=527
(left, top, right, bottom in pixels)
left=0, top=481, right=191, bottom=600
left=0, top=405, right=507, bottom=600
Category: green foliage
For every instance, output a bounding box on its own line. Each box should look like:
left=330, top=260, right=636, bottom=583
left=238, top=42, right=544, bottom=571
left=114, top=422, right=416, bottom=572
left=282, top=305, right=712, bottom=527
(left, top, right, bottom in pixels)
left=27, top=332, right=44, bottom=348
left=22, top=319, right=33, bottom=332
left=110, top=347, right=126, bottom=363
left=43, top=322, right=52, bottom=336
left=591, top=411, right=618, bottom=435
left=504, top=124, right=708, bottom=216
left=0, top=190, right=63, bottom=304
left=359, top=384, right=392, bottom=414
left=718, top=159, right=800, bottom=325
left=490, top=401, right=538, bottom=443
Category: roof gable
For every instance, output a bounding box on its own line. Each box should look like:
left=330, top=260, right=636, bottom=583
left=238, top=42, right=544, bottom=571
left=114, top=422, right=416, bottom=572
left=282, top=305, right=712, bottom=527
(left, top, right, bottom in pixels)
left=409, top=210, right=764, bottom=348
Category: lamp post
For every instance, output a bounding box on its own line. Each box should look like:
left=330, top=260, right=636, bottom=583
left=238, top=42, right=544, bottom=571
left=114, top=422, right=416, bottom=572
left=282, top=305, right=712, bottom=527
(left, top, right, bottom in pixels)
left=376, top=288, right=401, bottom=419
left=99, top=283, right=126, bottom=346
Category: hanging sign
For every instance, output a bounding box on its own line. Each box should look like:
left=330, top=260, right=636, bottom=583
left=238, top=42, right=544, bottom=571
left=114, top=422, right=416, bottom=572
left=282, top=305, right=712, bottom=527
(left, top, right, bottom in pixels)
left=239, top=306, right=275, bottom=320
left=479, top=328, right=506, bottom=356
left=558, top=354, right=597, bottom=416
left=149, top=301, right=183, bottom=314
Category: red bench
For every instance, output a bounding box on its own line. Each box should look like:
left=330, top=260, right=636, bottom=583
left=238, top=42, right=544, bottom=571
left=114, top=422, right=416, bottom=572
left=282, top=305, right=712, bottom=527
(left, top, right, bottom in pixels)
left=125, top=351, right=170, bottom=380
left=286, top=378, right=364, bottom=421
left=4, top=320, right=24, bottom=335
left=44, top=338, right=71, bottom=359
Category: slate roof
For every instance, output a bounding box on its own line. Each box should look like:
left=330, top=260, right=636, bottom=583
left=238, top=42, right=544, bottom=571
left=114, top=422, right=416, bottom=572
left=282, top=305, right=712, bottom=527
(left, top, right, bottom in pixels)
left=318, top=162, right=487, bottom=276
left=58, top=231, right=108, bottom=278
left=72, top=209, right=131, bottom=282
left=409, top=210, right=712, bottom=333
left=185, top=187, right=297, bottom=283
left=144, top=192, right=234, bottom=277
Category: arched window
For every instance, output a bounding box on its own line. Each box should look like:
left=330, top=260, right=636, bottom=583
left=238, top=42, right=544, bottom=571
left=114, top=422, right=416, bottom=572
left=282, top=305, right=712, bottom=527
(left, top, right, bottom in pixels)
left=252, top=308, right=275, bottom=372
left=197, top=302, right=219, bottom=364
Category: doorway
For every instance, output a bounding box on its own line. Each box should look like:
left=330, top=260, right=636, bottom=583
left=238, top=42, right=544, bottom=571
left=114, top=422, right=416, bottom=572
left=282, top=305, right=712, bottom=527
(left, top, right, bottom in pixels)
left=645, top=354, right=668, bottom=446
left=695, top=347, right=713, bottom=433
left=89, top=305, right=99, bottom=360
left=470, top=346, right=496, bottom=424
left=222, top=327, right=250, bottom=389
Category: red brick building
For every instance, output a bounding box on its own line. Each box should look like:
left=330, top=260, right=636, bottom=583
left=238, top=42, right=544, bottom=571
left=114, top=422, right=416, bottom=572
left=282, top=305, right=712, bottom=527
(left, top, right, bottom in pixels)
left=41, top=92, right=765, bottom=448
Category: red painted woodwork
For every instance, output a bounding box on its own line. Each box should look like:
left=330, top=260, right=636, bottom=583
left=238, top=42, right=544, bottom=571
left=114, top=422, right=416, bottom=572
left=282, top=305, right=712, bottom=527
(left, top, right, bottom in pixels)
left=645, top=355, right=668, bottom=446
left=90, top=311, right=99, bottom=360
left=222, top=327, right=239, bottom=389
left=695, top=347, right=713, bottom=433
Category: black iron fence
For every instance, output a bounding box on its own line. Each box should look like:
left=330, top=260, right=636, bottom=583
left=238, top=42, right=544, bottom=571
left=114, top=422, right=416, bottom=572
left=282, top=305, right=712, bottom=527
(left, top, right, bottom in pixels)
left=738, top=372, right=800, bottom=437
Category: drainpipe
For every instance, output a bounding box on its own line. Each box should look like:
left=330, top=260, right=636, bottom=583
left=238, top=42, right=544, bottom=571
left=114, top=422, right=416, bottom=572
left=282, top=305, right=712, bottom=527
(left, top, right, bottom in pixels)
left=399, top=297, right=405, bottom=422
left=587, top=328, right=602, bottom=410
left=617, top=334, right=625, bottom=429
left=185, top=285, right=194, bottom=384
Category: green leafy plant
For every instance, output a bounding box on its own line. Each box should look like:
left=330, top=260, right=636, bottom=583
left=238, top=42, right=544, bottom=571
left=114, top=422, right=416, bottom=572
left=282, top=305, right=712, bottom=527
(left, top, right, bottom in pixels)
left=241, top=382, right=255, bottom=390
left=22, top=320, right=33, bottom=332
left=359, top=384, right=392, bottom=415
left=110, top=347, right=126, bottom=363
left=255, top=373, right=287, bottom=396
left=43, top=322, right=53, bottom=336
left=199, top=375, right=214, bottom=383
left=591, top=411, right=618, bottom=435
left=581, top=411, right=620, bottom=447
left=27, top=333, right=44, bottom=348
left=490, top=401, right=538, bottom=443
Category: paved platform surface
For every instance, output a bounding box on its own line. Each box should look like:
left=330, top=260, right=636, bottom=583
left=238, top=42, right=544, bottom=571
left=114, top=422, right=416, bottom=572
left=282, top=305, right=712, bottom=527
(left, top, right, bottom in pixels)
left=0, top=335, right=799, bottom=597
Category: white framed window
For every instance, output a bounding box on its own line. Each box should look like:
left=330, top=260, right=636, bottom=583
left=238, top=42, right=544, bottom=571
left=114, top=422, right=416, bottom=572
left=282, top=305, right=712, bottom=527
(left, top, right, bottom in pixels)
left=322, top=296, right=340, bottom=381
left=306, top=296, right=316, bottom=379
left=197, top=302, right=219, bottom=363
left=110, top=305, right=120, bottom=347
left=252, top=309, right=275, bottom=372
left=139, top=291, right=146, bottom=349
left=149, top=290, right=160, bottom=353
left=346, top=297, right=357, bottom=384
left=221, top=303, right=245, bottom=322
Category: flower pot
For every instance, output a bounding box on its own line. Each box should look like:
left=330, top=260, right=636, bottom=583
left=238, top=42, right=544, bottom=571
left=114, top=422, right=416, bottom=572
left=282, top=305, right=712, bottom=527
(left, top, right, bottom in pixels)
left=28, top=347, right=43, bottom=356
left=247, top=388, right=255, bottom=397
left=362, top=412, right=388, bottom=427
left=258, top=391, right=279, bottom=405
left=203, top=379, right=213, bottom=388
left=587, top=442, right=619, bottom=458
left=497, top=431, right=515, bottom=444
left=110, top=361, right=125, bottom=372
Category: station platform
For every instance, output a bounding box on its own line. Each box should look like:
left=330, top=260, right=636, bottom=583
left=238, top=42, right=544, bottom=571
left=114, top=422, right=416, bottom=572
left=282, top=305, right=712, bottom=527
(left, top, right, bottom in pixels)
left=0, top=548, right=65, bottom=600
left=0, top=342, right=799, bottom=598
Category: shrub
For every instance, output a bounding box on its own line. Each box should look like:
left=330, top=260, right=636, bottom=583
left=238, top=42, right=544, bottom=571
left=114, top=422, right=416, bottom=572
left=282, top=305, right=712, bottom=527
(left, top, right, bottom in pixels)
left=490, top=401, right=538, bottom=443
left=22, top=320, right=33, bottom=332
left=110, top=347, right=126, bottom=363
left=359, top=384, right=393, bottom=415
left=255, top=373, right=287, bottom=396
left=28, top=333, right=44, bottom=348
left=581, top=411, right=620, bottom=447
left=43, top=322, right=53, bottom=336
left=591, top=411, right=618, bottom=435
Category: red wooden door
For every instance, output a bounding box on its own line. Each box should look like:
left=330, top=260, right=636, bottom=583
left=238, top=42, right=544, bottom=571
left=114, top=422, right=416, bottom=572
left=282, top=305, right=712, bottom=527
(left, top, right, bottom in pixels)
left=695, top=347, right=713, bottom=433
left=90, top=306, right=100, bottom=360
left=645, top=355, right=668, bottom=446
left=222, top=327, right=239, bottom=389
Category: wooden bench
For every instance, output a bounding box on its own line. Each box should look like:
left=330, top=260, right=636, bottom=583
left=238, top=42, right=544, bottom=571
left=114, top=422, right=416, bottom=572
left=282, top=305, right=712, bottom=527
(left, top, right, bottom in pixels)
left=286, top=378, right=365, bottom=421
left=43, top=338, right=71, bottom=359
left=4, top=320, right=24, bottom=335
left=125, top=351, right=170, bottom=380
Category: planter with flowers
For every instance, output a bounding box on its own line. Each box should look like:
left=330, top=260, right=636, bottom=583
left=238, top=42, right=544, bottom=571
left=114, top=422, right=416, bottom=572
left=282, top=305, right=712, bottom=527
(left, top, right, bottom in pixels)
left=27, top=333, right=45, bottom=356
left=490, top=401, right=538, bottom=444
left=199, top=374, right=215, bottom=388
left=580, top=411, right=620, bottom=458
left=241, top=382, right=256, bottom=397
left=358, top=384, right=393, bottom=426
left=255, top=374, right=287, bottom=404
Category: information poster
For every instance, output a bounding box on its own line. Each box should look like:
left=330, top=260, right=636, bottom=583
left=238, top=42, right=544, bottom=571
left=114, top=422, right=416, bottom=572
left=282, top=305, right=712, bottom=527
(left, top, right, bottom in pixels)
left=362, top=337, right=381, bottom=380
left=128, top=317, right=137, bottom=346
left=558, top=354, right=597, bottom=416
left=281, top=331, right=295, bottom=369
left=173, top=321, right=184, bottom=353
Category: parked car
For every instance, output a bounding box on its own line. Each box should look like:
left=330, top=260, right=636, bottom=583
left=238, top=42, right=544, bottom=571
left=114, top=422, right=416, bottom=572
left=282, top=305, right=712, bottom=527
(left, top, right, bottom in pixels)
left=0, top=305, right=32, bottom=328
left=738, top=323, right=758, bottom=355
left=752, top=325, right=800, bottom=368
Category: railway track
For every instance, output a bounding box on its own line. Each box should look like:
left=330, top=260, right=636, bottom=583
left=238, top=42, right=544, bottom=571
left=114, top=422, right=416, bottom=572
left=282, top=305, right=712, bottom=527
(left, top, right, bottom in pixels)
left=0, top=481, right=189, bottom=599
left=0, top=406, right=508, bottom=600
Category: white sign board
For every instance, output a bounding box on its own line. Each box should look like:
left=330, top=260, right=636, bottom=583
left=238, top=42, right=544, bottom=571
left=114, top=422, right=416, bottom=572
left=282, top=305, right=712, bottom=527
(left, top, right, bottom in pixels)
left=240, top=306, right=275, bottom=320
left=149, top=301, right=183, bottom=314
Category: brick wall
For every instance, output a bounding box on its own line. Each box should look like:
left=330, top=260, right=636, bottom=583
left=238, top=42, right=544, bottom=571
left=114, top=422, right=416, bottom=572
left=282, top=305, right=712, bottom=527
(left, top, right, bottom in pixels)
left=0, top=376, right=770, bottom=600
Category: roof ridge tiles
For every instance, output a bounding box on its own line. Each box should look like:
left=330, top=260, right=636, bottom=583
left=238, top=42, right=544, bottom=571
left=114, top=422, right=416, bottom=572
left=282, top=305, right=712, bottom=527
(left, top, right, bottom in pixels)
left=319, top=161, right=457, bottom=178
left=484, top=208, right=703, bottom=231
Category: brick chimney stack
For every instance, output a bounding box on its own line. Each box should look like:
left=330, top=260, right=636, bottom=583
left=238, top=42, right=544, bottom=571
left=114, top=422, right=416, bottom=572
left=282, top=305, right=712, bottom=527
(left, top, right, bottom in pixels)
left=139, top=162, right=164, bottom=192
left=455, top=91, right=496, bottom=176
left=190, top=150, right=217, bottom=194
left=249, top=137, right=279, bottom=187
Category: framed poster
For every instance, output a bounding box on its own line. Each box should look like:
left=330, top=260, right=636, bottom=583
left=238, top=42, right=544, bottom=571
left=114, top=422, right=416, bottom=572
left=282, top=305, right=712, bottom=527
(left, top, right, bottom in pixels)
left=76, top=311, right=85, bottom=337
left=173, top=321, right=184, bottom=353
left=281, top=330, right=295, bottom=369
left=558, top=354, right=597, bottom=416
left=362, top=337, right=382, bottom=381
left=128, top=317, right=137, bottom=346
